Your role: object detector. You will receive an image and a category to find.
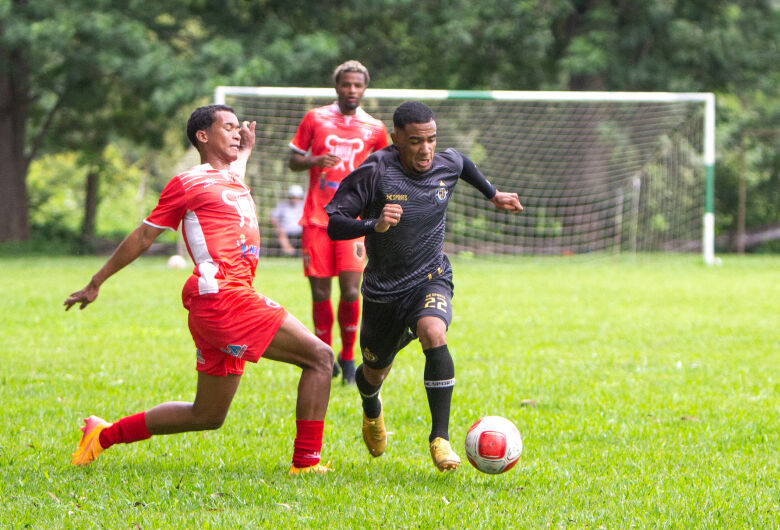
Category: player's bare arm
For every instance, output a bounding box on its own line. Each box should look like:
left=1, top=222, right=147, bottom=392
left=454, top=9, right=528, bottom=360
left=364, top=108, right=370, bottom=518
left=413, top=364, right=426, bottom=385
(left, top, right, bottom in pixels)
left=374, top=203, right=403, bottom=233
left=237, top=120, right=256, bottom=158
left=64, top=223, right=165, bottom=311
left=230, top=120, right=256, bottom=177
left=288, top=151, right=341, bottom=171
left=490, top=191, right=523, bottom=213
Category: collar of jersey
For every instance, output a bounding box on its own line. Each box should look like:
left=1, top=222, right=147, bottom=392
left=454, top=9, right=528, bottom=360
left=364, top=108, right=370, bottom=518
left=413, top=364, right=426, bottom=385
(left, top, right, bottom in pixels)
left=194, top=162, right=240, bottom=180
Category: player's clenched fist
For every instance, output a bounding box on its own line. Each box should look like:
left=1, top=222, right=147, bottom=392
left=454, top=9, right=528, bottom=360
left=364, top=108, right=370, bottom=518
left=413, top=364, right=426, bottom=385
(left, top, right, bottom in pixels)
left=490, top=191, right=523, bottom=213
left=375, top=203, right=403, bottom=233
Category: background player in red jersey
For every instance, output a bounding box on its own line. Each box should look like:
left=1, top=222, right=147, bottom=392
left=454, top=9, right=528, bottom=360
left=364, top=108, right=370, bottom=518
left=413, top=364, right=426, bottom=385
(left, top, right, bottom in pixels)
left=65, top=105, right=334, bottom=475
left=288, top=60, right=389, bottom=385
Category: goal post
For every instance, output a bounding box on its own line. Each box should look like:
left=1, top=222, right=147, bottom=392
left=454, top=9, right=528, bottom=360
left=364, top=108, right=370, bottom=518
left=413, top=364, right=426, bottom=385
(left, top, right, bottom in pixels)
left=216, top=87, right=715, bottom=263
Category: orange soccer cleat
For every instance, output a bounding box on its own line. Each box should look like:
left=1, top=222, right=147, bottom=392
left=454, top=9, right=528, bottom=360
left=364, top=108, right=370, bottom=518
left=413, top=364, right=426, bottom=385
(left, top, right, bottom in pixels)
left=288, top=462, right=333, bottom=475
left=71, top=415, right=111, bottom=466
left=429, top=437, right=461, bottom=472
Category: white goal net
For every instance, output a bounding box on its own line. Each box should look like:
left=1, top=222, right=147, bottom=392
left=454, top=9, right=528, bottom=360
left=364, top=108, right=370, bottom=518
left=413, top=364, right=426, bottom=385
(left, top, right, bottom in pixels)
left=217, top=87, right=715, bottom=261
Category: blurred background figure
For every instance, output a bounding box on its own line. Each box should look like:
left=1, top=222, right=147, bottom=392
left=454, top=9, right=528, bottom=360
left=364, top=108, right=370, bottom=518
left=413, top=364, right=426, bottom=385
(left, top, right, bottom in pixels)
left=270, top=184, right=305, bottom=256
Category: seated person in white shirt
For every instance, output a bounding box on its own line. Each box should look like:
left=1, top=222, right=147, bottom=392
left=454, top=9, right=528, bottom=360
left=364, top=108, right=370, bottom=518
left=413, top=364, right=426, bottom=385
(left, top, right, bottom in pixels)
left=270, top=184, right=305, bottom=256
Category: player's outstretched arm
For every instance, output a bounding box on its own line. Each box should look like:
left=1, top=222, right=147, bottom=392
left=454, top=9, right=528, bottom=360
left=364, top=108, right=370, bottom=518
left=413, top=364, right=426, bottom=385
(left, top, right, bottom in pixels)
left=63, top=223, right=165, bottom=311
left=490, top=191, right=523, bottom=213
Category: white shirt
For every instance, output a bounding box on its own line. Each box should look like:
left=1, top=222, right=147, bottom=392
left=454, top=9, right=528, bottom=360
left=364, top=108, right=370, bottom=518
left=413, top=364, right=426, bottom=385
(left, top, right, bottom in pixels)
left=270, top=199, right=304, bottom=236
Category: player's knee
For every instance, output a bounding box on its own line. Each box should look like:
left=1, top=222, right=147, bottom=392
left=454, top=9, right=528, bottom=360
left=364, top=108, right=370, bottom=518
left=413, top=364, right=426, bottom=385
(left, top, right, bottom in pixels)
left=311, top=288, right=330, bottom=301
left=340, top=285, right=360, bottom=302
left=418, top=329, right=447, bottom=350
left=310, top=280, right=331, bottom=301
left=197, top=410, right=228, bottom=431
left=364, top=364, right=390, bottom=386
left=417, top=318, right=447, bottom=349
left=312, top=341, right=334, bottom=375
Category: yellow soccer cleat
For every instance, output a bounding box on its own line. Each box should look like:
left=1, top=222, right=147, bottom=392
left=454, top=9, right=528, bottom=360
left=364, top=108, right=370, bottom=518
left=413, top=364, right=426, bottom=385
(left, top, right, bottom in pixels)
left=288, top=462, right=333, bottom=475
left=429, top=437, right=461, bottom=472
left=362, top=395, right=386, bottom=457
left=71, top=415, right=111, bottom=466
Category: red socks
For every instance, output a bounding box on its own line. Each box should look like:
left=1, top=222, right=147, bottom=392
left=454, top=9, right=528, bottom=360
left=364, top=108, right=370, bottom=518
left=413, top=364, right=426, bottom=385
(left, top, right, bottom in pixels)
left=337, top=299, right=360, bottom=361
left=312, top=300, right=333, bottom=346
left=292, top=419, right=324, bottom=468
left=98, top=412, right=151, bottom=449
left=314, top=299, right=360, bottom=360
left=95, top=413, right=325, bottom=470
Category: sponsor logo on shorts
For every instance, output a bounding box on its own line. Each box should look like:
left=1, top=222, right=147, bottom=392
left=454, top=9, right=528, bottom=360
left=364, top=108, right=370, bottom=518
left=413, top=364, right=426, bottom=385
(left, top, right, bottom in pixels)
left=362, top=347, right=378, bottom=362
left=423, top=292, right=448, bottom=312
left=196, top=349, right=205, bottom=364
left=264, top=296, right=281, bottom=308
left=221, top=344, right=248, bottom=359
left=354, top=241, right=365, bottom=260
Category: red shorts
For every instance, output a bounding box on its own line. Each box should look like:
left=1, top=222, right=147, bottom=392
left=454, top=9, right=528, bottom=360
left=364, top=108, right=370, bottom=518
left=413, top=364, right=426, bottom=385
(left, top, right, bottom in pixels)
left=302, top=225, right=366, bottom=278
left=187, top=288, right=287, bottom=377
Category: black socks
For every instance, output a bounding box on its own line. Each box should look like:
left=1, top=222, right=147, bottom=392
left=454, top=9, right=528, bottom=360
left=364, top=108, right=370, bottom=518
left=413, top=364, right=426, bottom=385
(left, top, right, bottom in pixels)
left=423, top=344, right=455, bottom=442
left=355, top=364, right=382, bottom=418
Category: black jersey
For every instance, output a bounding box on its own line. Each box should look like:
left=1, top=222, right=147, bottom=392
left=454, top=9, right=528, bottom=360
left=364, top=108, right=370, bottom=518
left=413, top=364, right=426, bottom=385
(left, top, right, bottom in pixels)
left=326, top=146, right=496, bottom=302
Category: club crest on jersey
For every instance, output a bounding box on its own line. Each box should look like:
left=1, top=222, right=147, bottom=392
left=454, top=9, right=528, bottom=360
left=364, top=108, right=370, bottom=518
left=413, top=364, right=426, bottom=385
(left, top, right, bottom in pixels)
left=436, top=184, right=448, bottom=202
left=221, top=344, right=248, bottom=359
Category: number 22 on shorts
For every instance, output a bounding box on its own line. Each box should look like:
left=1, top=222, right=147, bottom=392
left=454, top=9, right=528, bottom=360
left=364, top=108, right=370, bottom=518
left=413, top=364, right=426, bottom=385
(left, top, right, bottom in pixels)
left=423, top=293, right=448, bottom=313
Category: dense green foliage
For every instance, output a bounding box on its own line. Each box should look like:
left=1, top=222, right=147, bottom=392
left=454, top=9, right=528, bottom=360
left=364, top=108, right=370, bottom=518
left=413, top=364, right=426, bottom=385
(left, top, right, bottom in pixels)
left=1, top=256, right=778, bottom=526
left=1, top=1, right=778, bottom=247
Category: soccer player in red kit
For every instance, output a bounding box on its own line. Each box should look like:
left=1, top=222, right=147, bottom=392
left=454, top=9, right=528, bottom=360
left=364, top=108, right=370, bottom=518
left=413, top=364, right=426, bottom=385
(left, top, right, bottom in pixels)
left=288, top=60, right=388, bottom=384
left=65, top=105, right=333, bottom=475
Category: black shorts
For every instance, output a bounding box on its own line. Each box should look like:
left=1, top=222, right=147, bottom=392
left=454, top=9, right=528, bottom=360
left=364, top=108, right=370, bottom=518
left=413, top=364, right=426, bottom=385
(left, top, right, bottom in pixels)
left=359, top=278, right=453, bottom=369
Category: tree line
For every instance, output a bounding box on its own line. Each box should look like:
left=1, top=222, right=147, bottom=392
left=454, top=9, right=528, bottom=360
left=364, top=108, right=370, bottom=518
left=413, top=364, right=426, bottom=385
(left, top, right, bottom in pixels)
left=2, top=0, right=778, bottom=251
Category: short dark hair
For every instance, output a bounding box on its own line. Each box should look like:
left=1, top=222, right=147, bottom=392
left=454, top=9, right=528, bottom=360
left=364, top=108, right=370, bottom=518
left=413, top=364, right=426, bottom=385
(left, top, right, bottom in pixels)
left=186, top=104, right=235, bottom=148
left=393, top=101, right=434, bottom=130
left=333, top=60, right=370, bottom=86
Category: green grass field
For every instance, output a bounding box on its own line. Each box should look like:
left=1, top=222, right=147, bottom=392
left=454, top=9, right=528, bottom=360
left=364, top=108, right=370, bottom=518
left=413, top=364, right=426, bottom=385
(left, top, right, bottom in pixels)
left=1, top=254, right=778, bottom=528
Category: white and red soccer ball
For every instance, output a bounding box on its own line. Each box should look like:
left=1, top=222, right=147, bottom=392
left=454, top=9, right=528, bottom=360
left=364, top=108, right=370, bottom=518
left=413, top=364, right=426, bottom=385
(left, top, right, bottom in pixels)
left=464, top=416, right=523, bottom=474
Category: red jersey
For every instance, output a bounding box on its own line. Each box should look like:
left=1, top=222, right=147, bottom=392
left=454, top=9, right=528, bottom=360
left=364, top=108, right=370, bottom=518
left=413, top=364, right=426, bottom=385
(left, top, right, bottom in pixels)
left=289, top=102, right=388, bottom=228
left=144, top=163, right=261, bottom=307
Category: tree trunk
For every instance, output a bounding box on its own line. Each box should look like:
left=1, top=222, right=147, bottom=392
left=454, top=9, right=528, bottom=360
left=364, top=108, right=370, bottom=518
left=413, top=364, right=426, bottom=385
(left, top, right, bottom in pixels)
left=0, top=46, right=30, bottom=242
left=81, top=169, right=99, bottom=245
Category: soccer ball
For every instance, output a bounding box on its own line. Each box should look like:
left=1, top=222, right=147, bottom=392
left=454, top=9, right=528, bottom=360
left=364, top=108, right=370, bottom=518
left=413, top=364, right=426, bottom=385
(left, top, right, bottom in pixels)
left=167, top=254, right=188, bottom=269
left=464, top=416, right=523, bottom=474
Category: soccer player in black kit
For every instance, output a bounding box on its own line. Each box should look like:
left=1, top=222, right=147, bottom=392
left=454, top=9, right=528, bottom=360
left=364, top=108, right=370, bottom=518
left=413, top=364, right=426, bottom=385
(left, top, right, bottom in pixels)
left=326, top=101, right=523, bottom=471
